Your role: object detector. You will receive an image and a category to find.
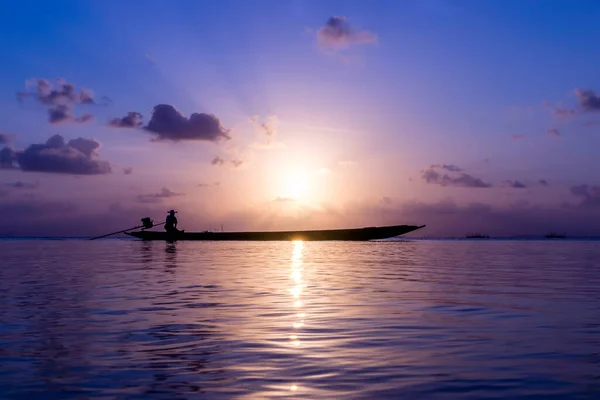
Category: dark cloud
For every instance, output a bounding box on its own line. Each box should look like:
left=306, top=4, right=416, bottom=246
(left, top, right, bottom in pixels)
left=211, top=156, right=225, bottom=166
left=48, top=105, right=93, bottom=125
left=0, top=198, right=78, bottom=235
left=16, top=134, right=111, bottom=175
left=570, top=184, right=600, bottom=207
left=108, top=112, right=143, bottom=128
left=422, top=165, right=491, bottom=188
left=137, top=187, right=184, bottom=203
left=399, top=199, right=600, bottom=237
left=18, top=78, right=91, bottom=106
left=546, top=128, right=560, bottom=137
left=539, top=179, right=549, bottom=186
left=575, top=89, right=600, bottom=113
left=0, top=147, right=17, bottom=169
left=18, top=78, right=104, bottom=124
left=231, top=159, right=243, bottom=168
left=123, top=167, right=133, bottom=175
left=0, top=132, right=14, bottom=145
left=4, top=181, right=39, bottom=189
left=551, top=89, right=600, bottom=117
left=144, top=104, right=230, bottom=142
left=510, top=134, right=525, bottom=141
left=430, top=164, right=462, bottom=172
left=317, top=16, right=377, bottom=51
left=503, top=180, right=527, bottom=189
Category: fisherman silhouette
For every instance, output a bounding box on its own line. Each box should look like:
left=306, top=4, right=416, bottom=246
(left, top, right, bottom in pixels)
left=165, top=210, right=182, bottom=234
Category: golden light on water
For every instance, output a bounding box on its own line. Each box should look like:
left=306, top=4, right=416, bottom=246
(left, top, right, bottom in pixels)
left=290, top=240, right=305, bottom=340
left=287, top=240, right=306, bottom=389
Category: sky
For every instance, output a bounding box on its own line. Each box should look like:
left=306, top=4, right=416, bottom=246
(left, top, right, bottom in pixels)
left=2, top=0, right=600, bottom=237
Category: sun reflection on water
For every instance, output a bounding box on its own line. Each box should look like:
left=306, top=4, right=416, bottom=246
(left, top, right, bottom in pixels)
left=289, top=240, right=305, bottom=349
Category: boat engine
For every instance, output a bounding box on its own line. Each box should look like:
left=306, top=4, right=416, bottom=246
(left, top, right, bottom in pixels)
left=141, top=217, right=154, bottom=229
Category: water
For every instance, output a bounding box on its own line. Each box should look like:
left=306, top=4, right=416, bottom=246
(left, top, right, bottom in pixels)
left=0, top=239, right=599, bottom=399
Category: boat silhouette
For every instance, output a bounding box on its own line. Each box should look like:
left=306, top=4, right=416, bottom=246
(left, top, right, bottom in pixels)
left=126, top=224, right=425, bottom=241
left=465, top=234, right=490, bottom=239
left=545, top=233, right=566, bottom=239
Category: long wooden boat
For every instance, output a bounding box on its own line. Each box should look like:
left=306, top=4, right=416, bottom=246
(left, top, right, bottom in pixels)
left=125, top=224, right=425, bottom=241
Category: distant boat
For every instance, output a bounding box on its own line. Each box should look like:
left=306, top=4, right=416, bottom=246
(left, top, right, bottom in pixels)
left=465, top=234, right=490, bottom=239
left=545, top=233, right=566, bottom=239
left=126, top=224, right=425, bottom=241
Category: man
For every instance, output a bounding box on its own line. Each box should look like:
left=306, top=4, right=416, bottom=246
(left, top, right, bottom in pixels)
left=165, top=210, right=181, bottom=234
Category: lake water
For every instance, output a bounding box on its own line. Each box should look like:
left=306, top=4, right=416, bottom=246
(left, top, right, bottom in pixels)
left=0, top=239, right=599, bottom=399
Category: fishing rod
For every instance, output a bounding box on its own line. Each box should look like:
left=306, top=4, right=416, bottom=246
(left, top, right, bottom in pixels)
left=89, top=217, right=165, bottom=240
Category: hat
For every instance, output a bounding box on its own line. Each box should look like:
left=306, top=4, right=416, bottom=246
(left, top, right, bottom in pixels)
left=167, top=210, right=178, bottom=214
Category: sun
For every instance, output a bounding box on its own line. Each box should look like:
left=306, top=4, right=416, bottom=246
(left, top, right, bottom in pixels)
left=284, top=173, right=308, bottom=199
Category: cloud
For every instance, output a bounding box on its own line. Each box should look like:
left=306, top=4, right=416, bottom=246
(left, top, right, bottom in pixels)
left=136, top=187, right=184, bottom=203
left=546, top=128, right=560, bottom=137
left=539, top=179, right=549, bottom=186
left=4, top=181, right=39, bottom=189
left=108, top=112, right=143, bottom=128
left=274, top=195, right=294, bottom=202
left=0, top=147, right=17, bottom=169
left=231, top=159, right=243, bottom=168
left=250, top=115, right=279, bottom=138
left=430, top=164, right=462, bottom=172
left=421, top=165, right=491, bottom=188
left=575, top=89, right=600, bottom=113
left=48, top=105, right=93, bottom=125
left=552, top=108, right=575, bottom=117
left=144, top=104, right=230, bottom=142
left=570, top=184, right=600, bottom=207
left=18, top=78, right=93, bottom=105
left=17, top=78, right=104, bottom=124
left=0, top=132, right=14, bottom=145
left=503, top=180, right=527, bottom=189
left=16, top=134, right=111, bottom=175
left=552, top=88, right=600, bottom=117
left=211, top=156, right=225, bottom=165
left=250, top=115, right=280, bottom=147
left=398, top=199, right=600, bottom=237
left=316, top=16, right=378, bottom=51
left=197, top=182, right=220, bottom=187
left=123, top=167, right=133, bottom=175
left=510, top=134, right=525, bottom=141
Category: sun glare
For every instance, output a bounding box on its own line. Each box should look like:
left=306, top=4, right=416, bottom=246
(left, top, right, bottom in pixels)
left=284, top=173, right=307, bottom=199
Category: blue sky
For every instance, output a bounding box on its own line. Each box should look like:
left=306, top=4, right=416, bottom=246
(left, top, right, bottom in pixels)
left=1, top=0, right=600, bottom=236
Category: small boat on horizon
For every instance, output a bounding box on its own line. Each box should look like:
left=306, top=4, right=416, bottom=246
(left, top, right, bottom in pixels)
left=465, top=234, right=490, bottom=239
left=125, top=224, right=426, bottom=241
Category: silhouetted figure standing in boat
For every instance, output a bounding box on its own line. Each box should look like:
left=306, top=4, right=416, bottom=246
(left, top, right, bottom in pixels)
left=165, top=210, right=182, bottom=234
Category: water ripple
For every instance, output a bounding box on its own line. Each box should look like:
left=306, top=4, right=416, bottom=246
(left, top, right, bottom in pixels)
left=0, top=240, right=599, bottom=398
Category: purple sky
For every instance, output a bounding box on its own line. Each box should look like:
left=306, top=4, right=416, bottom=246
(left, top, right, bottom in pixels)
left=2, top=0, right=600, bottom=237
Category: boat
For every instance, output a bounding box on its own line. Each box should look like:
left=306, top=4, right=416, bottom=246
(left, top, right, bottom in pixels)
left=465, top=234, right=490, bottom=239
left=125, top=224, right=425, bottom=241
left=545, top=233, right=566, bottom=239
